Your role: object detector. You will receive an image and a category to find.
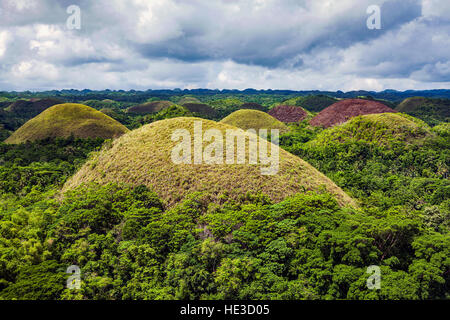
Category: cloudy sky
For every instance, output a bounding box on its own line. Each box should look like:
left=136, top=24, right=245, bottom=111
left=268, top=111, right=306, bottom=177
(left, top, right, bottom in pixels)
left=0, top=0, right=449, bottom=91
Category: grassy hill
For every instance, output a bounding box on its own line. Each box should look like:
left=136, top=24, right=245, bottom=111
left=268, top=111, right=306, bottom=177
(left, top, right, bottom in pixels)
left=127, top=101, right=175, bottom=114
left=182, top=103, right=218, bottom=119
left=5, top=98, right=63, bottom=115
left=220, top=109, right=289, bottom=133
left=178, top=96, right=202, bottom=105
left=396, top=97, right=450, bottom=126
left=64, top=117, right=356, bottom=207
left=308, top=113, right=431, bottom=147
left=5, top=103, right=129, bottom=144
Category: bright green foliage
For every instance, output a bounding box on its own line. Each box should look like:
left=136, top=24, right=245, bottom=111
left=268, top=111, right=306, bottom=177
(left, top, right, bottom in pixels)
left=281, top=95, right=338, bottom=112
left=0, top=137, right=104, bottom=194
left=0, top=93, right=448, bottom=300
left=396, top=97, right=450, bottom=126
left=2, top=185, right=447, bottom=300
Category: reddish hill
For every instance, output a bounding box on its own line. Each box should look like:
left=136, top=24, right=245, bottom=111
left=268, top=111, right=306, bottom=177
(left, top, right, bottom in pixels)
left=268, top=105, right=308, bottom=123
left=310, top=99, right=396, bottom=128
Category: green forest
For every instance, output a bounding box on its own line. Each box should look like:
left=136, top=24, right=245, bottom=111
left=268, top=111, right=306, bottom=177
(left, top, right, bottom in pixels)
left=0, top=90, right=448, bottom=300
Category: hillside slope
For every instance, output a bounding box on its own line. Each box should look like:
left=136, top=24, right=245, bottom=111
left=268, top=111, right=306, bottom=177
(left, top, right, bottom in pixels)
left=5, top=103, right=129, bottom=144
left=127, top=101, right=174, bottom=114
left=308, top=113, right=431, bottom=147
left=396, top=97, right=450, bottom=125
left=5, top=98, right=63, bottom=115
left=268, top=105, right=308, bottom=123
left=310, top=99, right=396, bottom=128
left=64, top=117, right=356, bottom=207
left=220, top=109, right=289, bottom=133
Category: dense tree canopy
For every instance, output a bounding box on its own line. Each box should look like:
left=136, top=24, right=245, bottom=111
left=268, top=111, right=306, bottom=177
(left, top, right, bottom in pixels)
left=0, top=92, right=448, bottom=300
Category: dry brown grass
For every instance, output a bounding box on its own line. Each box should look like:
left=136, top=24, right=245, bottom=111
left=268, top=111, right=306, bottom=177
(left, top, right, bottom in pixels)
left=220, top=109, right=289, bottom=133
left=5, top=103, right=129, bottom=144
left=64, top=117, right=356, bottom=208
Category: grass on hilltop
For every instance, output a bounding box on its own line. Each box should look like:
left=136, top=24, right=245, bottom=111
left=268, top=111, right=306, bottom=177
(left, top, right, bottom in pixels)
left=308, top=113, right=432, bottom=148
left=5, top=103, right=129, bottom=144
left=64, top=117, right=356, bottom=208
left=396, top=97, right=450, bottom=126
left=220, top=109, right=289, bottom=133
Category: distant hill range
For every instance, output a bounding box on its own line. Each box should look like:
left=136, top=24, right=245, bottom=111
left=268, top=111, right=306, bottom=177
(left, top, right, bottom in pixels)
left=2, top=89, right=450, bottom=104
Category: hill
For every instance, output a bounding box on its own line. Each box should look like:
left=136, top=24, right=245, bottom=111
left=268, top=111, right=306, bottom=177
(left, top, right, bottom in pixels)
left=0, top=101, right=11, bottom=109
left=220, top=109, right=289, bottom=133
left=182, top=103, right=218, bottom=118
left=5, top=98, right=63, bottom=115
left=63, top=117, right=355, bottom=207
left=268, top=105, right=308, bottom=123
left=240, top=102, right=267, bottom=112
left=396, top=97, right=450, bottom=125
left=310, top=99, right=396, bottom=128
left=178, top=96, right=202, bottom=105
left=283, top=95, right=338, bottom=112
left=127, top=101, right=175, bottom=114
left=308, top=113, right=431, bottom=147
left=5, top=103, right=129, bottom=144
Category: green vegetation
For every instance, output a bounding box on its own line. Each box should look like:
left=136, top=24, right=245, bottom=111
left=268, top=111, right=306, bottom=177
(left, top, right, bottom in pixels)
left=127, top=101, right=175, bottom=114
left=5, top=104, right=129, bottom=144
left=177, top=96, right=202, bottom=105
left=81, top=99, right=122, bottom=110
left=0, top=91, right=448, bottom=300
left=281, top=95, right=338, bottom=112
left=208, top=98, right=243, bottom=118
left=220, top=109, right=289, bottom=133
left=0, top=183, right=447, bottom=300
left=0, top=137, right=104, bottom=194
left=280, top=115, right=449, bottom=212
left=309, top=113, right=431, bottom=147
left=396, top=97, right=450, bottom=126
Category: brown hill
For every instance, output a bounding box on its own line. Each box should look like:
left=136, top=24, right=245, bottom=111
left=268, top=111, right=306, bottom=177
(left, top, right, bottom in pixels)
left=268, top=105, right=308, bottom=123
left=310, top=99, right=396, bottom=128
left=127, top=101, right=174, bottom=114
left=64, top=117, right=356, bottom=208
left=5, top=103, right=129, bottom=144
left=6, top=98, right=63, bottom=115
left=183, top=103, right=218, bottom=118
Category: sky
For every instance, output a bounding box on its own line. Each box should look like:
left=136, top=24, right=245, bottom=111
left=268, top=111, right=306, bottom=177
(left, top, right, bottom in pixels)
left=0, top=0, right=449, bottom=92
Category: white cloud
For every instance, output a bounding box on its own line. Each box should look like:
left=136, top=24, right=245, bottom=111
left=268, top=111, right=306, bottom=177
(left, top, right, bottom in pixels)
left=0, top=30, right=11, bottom=58
left=11, top=60, right=59, bottom=80
left=422, top=0, right=450, bottom=18
left=0, top=0, right=448, bottom=91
